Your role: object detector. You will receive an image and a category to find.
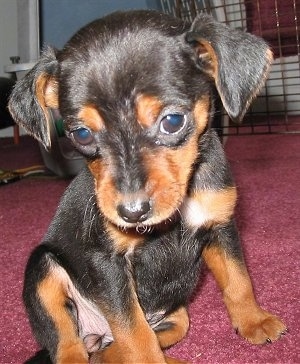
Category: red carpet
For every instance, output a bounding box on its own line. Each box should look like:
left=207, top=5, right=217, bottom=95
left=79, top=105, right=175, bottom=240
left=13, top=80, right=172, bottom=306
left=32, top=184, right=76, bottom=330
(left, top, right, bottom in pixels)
left=0, top=134, right=299, bottom=363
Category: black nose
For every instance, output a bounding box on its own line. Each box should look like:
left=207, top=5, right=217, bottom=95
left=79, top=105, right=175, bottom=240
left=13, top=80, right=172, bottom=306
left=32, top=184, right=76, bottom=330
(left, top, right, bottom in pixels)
left=117, top=198, right=151, bottom=223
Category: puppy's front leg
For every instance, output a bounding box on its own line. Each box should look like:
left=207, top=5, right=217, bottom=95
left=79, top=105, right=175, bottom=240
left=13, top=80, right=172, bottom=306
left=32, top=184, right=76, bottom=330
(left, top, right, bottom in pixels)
left=202, top=220, right=287, bottom=344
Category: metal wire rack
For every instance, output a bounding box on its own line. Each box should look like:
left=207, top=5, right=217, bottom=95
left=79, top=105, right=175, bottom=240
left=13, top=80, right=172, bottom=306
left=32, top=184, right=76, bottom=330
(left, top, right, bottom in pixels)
left=160, top=0, right=300, bottom=135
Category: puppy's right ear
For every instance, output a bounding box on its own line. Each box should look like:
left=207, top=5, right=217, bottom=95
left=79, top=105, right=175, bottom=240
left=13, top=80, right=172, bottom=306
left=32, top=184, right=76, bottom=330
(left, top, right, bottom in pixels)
left=8, top=47, right=59, bottom=149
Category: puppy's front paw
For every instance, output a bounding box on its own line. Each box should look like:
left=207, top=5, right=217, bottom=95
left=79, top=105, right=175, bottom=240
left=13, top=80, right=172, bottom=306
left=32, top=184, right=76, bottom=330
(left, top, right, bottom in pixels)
left=236, top=308, right=287, bottom=344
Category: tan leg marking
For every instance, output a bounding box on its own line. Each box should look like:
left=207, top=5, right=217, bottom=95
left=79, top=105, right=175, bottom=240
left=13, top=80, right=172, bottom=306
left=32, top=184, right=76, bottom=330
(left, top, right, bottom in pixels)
left=37, top=272, right=88, bottom=364
left=202, top=246, right=287, bottom=344
left=91, top=350, right=187, bottom=364
left=156, top=306, right=190, bottom=349
left=97, top=304, right=166, bottom=363
left=95, top=279, right=188, bottom=363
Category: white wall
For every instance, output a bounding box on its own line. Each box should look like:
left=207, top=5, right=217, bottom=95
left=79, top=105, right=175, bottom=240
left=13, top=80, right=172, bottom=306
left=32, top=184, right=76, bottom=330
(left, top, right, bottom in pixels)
left=17, top=0, right=39, bottom=62
left=0, top=0, right=18, bottom=77
left=0, top=0, right=18, bottom=137
left=0, top=0, right=40, bottom=137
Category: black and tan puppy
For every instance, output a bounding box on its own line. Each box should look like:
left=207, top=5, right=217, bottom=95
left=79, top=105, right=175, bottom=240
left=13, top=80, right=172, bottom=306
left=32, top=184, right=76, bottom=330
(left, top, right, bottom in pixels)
left=9, top=10, right=286, bottom=364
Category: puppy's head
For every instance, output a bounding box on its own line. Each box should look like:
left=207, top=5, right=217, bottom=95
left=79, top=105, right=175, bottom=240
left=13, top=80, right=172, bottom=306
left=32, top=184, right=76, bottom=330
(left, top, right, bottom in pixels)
left=9, top=10, right=272, bottom=231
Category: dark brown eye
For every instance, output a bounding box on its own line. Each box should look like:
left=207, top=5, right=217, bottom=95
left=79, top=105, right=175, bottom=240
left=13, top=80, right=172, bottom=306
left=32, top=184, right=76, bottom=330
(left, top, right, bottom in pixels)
left=160, top=114, right=186, bottom=134
left=71, top=127, right=94, bottom=145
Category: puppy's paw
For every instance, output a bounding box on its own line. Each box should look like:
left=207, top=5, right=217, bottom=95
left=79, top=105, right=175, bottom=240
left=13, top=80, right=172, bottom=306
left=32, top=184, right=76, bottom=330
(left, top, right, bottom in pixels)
left=235, top=308, right=287, bottom=344
left=165, top=355, right=189, bottom=364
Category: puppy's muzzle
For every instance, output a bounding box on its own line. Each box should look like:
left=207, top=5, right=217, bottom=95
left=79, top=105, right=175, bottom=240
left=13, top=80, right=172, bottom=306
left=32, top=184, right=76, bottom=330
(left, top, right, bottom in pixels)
left=117, top=193, right=151, bottom=224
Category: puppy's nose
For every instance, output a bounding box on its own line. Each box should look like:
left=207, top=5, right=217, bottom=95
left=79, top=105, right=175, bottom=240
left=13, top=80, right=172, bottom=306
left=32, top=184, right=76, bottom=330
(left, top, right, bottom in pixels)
left=117, top=198, right=151, bottom=223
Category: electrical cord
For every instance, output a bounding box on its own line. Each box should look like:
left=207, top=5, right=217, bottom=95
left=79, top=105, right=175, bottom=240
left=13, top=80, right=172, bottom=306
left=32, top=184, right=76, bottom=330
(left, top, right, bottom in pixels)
left=0, top=165, right=55, bottom=186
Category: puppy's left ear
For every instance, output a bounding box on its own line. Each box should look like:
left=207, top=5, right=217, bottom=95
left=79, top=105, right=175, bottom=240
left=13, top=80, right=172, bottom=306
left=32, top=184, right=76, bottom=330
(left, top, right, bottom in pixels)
left=185, top=14, right=273, bottom=122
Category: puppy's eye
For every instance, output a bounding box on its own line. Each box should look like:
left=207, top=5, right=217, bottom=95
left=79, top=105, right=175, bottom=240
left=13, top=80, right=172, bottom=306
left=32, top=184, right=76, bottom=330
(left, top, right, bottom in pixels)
left=160, top=114, right=186, bottom=134
left=71, top=127, right=94, bottom=145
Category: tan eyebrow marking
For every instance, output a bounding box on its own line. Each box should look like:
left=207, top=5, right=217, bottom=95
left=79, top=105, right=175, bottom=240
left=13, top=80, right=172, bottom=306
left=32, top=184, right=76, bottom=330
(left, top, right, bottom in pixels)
left=136, top=94, right=163, bottom=128
left=77, top=104, right=104, bottom=132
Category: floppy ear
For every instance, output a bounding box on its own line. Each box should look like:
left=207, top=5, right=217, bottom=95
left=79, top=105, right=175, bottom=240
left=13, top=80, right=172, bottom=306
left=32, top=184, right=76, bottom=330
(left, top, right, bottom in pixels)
left=8, top=47, right=59, bottom=149
left=185, top=14, right=273, bottom=122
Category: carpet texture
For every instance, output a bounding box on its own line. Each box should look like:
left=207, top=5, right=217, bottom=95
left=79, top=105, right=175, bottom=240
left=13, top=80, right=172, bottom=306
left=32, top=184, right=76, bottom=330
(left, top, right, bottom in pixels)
left=0, top=134, right=299, bottom=363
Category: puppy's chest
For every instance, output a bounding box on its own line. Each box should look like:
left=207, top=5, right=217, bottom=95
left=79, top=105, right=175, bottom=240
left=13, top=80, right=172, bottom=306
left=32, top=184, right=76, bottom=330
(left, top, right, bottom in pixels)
left=129, top=229, right=203, bottom=312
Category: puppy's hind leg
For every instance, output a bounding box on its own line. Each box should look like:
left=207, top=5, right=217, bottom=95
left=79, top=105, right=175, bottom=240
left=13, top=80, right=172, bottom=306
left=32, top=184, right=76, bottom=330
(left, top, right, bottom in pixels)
left=155, top=306, right=190, bottom=364
left=154, top=306, right=189, bottom=350
left=23, top=245, right=88, bottom=364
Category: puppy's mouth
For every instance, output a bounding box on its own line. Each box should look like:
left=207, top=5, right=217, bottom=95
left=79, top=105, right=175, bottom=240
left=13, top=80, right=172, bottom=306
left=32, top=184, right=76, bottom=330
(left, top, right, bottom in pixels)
left=102, top=200, right=181, bottom=252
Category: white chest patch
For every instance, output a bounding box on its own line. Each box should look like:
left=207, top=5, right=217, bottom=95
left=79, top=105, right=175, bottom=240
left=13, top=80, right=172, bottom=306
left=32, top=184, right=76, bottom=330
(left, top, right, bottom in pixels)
left=180, top=197, right=210, bottom=228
